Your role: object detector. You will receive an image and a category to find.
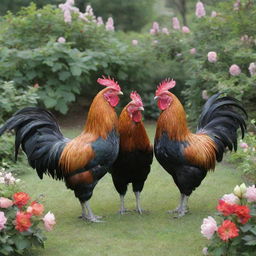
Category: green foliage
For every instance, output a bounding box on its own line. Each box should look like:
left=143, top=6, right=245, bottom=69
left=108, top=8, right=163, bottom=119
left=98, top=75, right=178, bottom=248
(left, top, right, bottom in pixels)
left=180, top=1, right=256, bottom=121
left=0, top=81, right=38, bottom=122
left=89, top=0, right=156, bottom=31
left=227, top=120, right=256, bottom=183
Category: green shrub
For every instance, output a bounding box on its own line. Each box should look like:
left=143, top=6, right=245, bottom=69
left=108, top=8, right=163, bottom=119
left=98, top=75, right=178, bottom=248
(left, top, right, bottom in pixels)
left=0, top=81, right=39, bottom=122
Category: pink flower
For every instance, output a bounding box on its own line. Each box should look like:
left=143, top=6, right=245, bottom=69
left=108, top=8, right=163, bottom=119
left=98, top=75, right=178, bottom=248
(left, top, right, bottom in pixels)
left=221, top=193, right=239, bottom=205
left=207, top=51, right=217, bottom=63
left=106, top=17, right=114, bottom=31
left=211, top=11, right=217, bottom=17
left=233, top=0, right=241, bottom=11
left=240, top=142, right=249, bottom=149
left=132, top=40, right=138, bottom=46
left=229, top=64, right=241, bottom=76
left=162, top=27, right=169, bottom=35
left=64, top=10, right=72, bottom=23
left=245, top=185, right=256, bottom=202
left=172, top=17, right=180, bottom=30
left=202, top=90, right=209, bottom=100
left=182, top=26, right=190, bottom=33
left=190, top=48, right=196, bottom=54
left=97, top=16, right=104, bottom=26
left=0, top=211, right=7, bottom=231
left=201, top=216, right=217, bottom=240
left=195, top=1, right=206, bottom=18
left=248, top=62, right=256, bottom=76
left=43, top=212, right=56, bottom=231
left=57, top=37, right=66, bottom=43
left=150, top=22, right=160, bottom=34
left=0, top=197, right=13, bottom=208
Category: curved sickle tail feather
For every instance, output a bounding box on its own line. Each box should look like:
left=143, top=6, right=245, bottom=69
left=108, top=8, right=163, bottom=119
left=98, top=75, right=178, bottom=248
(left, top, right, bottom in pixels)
left=0, top=107, right=69, bottom=180
left=197, top=93, right=247, bottom=162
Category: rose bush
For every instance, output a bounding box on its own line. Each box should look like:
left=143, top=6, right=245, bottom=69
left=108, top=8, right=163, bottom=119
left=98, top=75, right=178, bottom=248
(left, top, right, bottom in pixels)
left=0, top=172, right=56, bottom=255
left=201, top=183, right=256, bottom=256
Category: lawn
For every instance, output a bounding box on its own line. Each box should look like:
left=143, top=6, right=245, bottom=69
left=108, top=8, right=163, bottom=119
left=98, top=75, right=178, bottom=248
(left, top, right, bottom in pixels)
left=20, top=123, right=243, bottom=256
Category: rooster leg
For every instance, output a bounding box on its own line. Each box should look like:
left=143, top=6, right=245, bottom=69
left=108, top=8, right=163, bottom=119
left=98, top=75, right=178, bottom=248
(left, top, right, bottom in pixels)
left=167, top=193, right=184, bottom=214
left=174, top=194, right=189, bottom=218
left=83, top=201, right=104, bottom=222
left=168, top=193, right=189, bottom=217
left=79, top=201, right=88, bottom=220
left=119, top=195, right=130, bottom=214
left=135, top=191, right=143, bottom=214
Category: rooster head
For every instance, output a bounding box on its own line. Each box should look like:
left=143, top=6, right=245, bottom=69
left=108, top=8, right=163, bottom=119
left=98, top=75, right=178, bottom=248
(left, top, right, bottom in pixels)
left=97, top=76, right=123, bottom=107
left=127, top=91, right=144, bottom=123
left=154, top=78, right=176, bottom=110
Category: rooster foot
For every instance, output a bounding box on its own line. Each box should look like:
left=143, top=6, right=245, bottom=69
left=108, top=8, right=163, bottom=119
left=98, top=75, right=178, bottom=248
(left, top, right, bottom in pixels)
left=119, top=208, right=131, bottom=215
left=79, top=214, right=104, bottom=222
left=134, top=208, right=149, bottom=215
left=173, top=208, right=190, bottom=218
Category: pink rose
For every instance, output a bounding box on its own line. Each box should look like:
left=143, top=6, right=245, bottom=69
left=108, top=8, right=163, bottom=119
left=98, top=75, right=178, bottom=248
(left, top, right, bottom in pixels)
left=182, top=26, right=190, bottom=33
left=201, top=216, right=217, bottom=239
left=172, top=17, right=180, bottom=30
left=195, top=1, right=206, bottom=18
left=132, top=40, right=138, bottom=46
left=43, top=212, right=56, bottom=231
left=0, top=211, right=7, bottom=231
left=202, top=247, right=208, bottom=255
left=190, top=48, right=196, bottom=54
left=207, top=51, right=217, bottom=63
left=0, top=197, right=13, bottom=208
left=245, top=185, right=256, bottom=202
left=221, top=193, right=239, bottom=205
left=240, top=142, right=249, bottom=149
left=229, top=64, right=241, bottom=76
left=105, top=17, right=114, bottom=31
left=57, top=37, right=66, bottom=43
left=162, top=27, right=169, bottom=35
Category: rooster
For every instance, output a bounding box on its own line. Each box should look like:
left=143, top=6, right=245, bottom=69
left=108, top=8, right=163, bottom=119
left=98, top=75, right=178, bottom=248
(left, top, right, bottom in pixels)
left=154, top=79, right=247, bottom=217
left=0, top=77, right=123, bottom=222
left=110, top=92, right=153, bottom=214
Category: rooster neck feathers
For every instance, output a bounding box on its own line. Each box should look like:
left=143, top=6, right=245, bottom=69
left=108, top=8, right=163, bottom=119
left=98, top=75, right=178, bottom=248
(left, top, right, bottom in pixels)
left=84, top=89, right=118, bottom=138
left=118, top=107, right=151, bottom=152
left=155, top=93, right=190, bottom=141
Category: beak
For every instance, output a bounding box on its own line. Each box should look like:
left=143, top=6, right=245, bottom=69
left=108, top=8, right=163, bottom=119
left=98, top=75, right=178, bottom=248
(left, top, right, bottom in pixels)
left=138, top=106, right=144, bottom=111
left=154, top=96, right=158, bottom=100
left=118, top=91, right=123, bottom=95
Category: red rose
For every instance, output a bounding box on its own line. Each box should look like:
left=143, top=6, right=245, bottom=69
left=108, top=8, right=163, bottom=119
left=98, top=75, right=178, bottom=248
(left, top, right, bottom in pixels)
left=217, top=200, right=237, bottom=216
left=27, top=201, right=44, bottom=216
left=13, top=192, right=30, bottom=209
left=217, top=220, right=239, bottom=241
left=15, top=211, right=32, bottom=232
left=235, top=205, right=251, bottom=224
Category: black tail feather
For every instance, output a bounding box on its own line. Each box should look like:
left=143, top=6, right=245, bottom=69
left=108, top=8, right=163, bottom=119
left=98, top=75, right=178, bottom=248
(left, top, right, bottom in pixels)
left=197, top=93, right=247, bottom=162
left=0, top=107, right=68, bottom=179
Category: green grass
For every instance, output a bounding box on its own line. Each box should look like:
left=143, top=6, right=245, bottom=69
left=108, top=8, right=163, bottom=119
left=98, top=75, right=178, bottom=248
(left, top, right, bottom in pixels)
left=20, top=123, right=243, bottom=256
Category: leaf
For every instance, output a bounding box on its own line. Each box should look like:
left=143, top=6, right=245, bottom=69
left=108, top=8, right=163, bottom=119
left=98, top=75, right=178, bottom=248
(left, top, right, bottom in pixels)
left=70, top=66, right=82, bottom=76
left=44, top=97, right=57, bottom=108
left=14, top=236, right=31, bottom=250
left=58, top=71, right=71, bottom=81
left=240, top=224, right=252, bottom=233
left=52, top=63, right=63, bottom=72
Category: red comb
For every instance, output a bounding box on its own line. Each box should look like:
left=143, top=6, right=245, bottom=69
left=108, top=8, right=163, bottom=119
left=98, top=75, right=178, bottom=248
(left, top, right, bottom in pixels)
left=97, top=76, right=121, bottom=91
left=155, top=78, right=176, bottom=96
left=130, top=91, right=143, bottom=107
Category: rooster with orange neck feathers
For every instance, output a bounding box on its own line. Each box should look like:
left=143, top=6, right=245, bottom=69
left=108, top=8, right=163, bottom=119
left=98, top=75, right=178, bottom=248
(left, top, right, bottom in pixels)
left=0, top=77, right=122, bottom=222
left=154, top=79, right=247, bottom=217
left=110, top=92, right=153, bottom=214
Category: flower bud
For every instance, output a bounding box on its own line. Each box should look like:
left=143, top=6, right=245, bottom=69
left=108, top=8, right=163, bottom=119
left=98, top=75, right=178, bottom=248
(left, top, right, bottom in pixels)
left=240, top=183, right=247, bottom=195
left=233, top=185, right=242, bottom=198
